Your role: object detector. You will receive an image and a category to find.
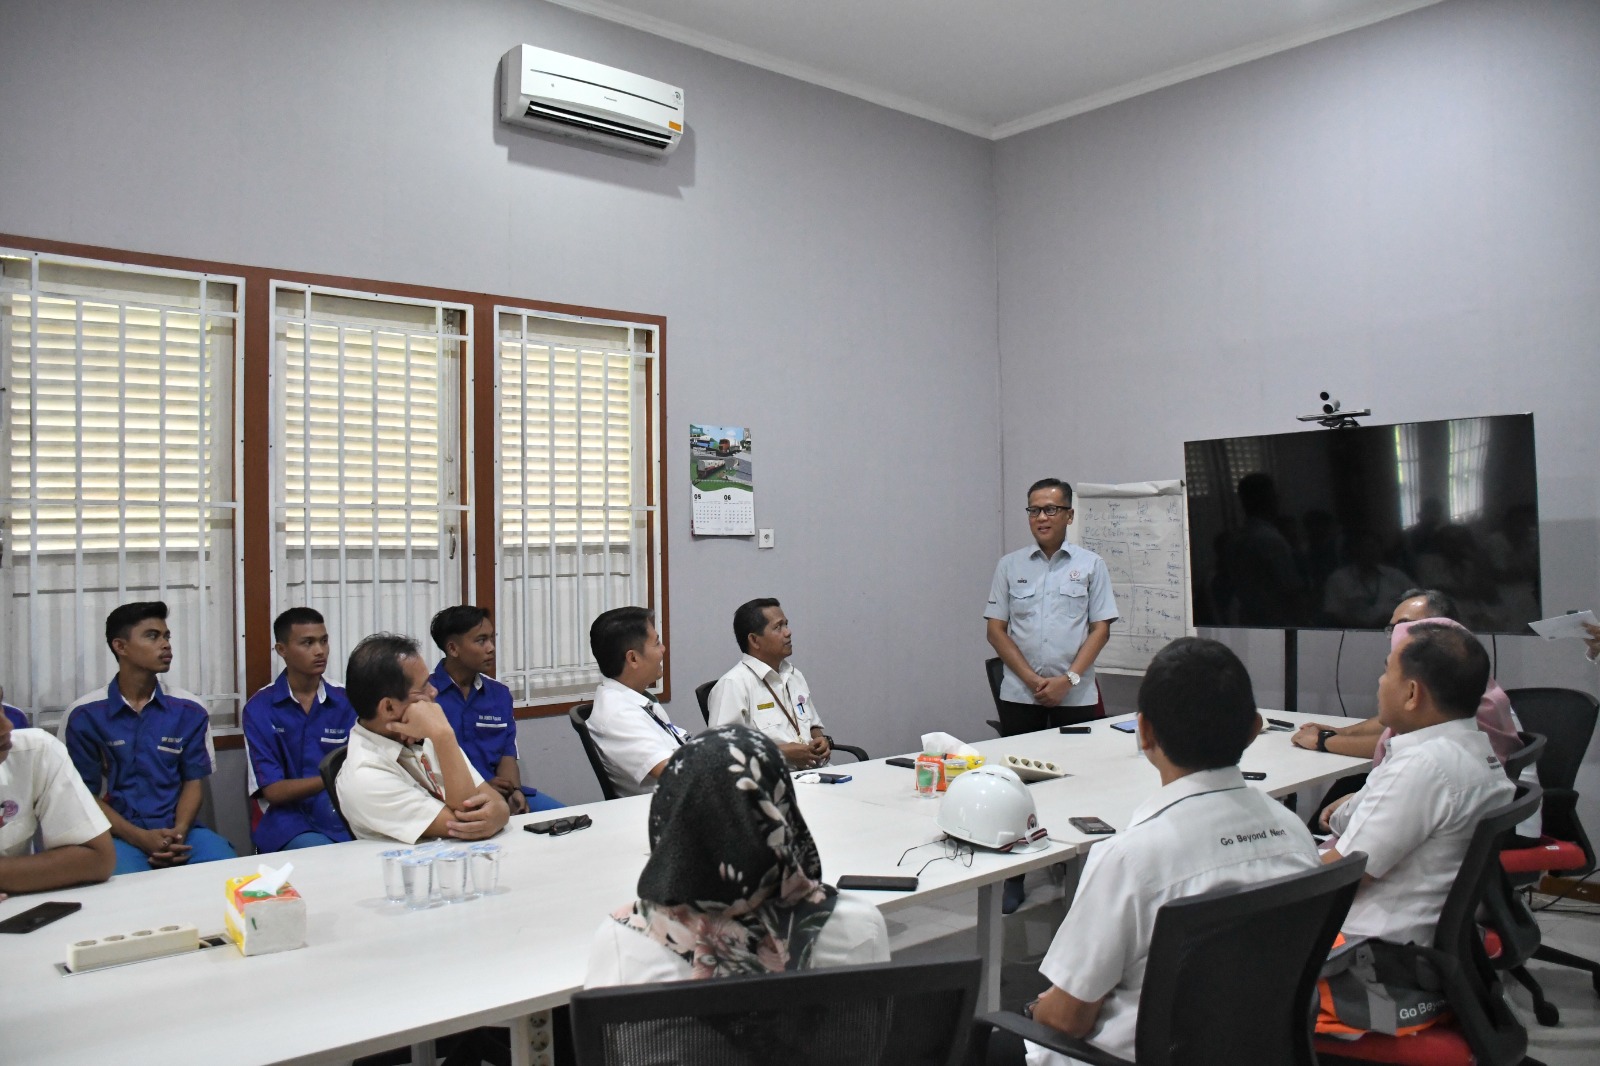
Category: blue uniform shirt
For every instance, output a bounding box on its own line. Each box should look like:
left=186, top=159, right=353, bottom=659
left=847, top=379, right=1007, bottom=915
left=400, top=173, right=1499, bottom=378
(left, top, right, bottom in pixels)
left=64, top=679, right=215, bottom=829
left=431, top=660, right=518, bottom=784
left=985, top=542, right=1120, bottom=706
left=242, top=672, right=357, bottom=851
left=3, top=703, right=27, bottom=729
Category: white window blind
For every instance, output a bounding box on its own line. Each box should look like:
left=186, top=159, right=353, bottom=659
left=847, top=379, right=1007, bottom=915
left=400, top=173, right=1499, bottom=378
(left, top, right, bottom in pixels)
left=495, top=309, right=660, bottom=704
left=270, top=285, right=470, bottom=672
left=0, top=251, right=243, bottom=721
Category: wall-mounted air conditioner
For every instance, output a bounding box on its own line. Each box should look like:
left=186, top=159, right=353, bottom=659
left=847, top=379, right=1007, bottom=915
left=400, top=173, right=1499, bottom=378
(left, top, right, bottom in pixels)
left=499, top=45, right=684, bottom=157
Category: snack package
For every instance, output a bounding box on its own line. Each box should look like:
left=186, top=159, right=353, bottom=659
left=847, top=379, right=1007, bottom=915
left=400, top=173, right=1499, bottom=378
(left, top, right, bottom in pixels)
left=224, top=864, right=307, bottom=956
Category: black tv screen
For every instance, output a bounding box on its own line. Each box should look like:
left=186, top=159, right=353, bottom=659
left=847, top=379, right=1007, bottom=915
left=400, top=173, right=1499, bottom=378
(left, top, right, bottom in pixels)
left=1185, top=415, right=1539, bottom=634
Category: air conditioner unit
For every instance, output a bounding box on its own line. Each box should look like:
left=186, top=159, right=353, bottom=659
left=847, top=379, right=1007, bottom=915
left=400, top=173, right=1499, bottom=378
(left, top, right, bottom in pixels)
left=499, top=45, right=684, bottom=156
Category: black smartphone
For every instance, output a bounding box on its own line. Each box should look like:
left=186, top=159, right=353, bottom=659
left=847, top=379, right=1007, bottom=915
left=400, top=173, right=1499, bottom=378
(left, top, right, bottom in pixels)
left=0, top=901, right=82, bottom=934
left=523, top=813, right=593, bottom=836
left=1059, top=725, right=1091, bottom=734
left=1266, top=718, right=1294, bottom=730
left=885, top=756, right=917, bottom=769
left=1068, top=816, right=1116, bottom=835
left=837, top=875, right=918, bottom=892
left=814, top=772, right=852, bottom=783
left=1110, top=720, right=1138, bottom=734
left=1243, top=771, right=1267, bottom=781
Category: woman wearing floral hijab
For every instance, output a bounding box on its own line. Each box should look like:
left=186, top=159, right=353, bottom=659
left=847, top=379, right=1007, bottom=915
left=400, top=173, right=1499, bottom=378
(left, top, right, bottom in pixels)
left=586, top=725, right=888, bottom=985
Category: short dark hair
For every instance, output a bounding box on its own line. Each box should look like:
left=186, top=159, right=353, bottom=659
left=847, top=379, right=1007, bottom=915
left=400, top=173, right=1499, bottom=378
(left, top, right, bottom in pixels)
left=1396, top=622, right=1488, bottom=720
left=273, top=606, right=325, bottom=643
left=430, top=605, right=492, bottom=653
left=1396, top=588, right=1459, bottom=622
left=105, top=601, right=168, bottom=653
left=590, top=607, right=655, bottom=679
left=346, top=633, right=421, bottom=721
left=1138, top=637, right=1259, bottom=771
left=733, top=598, right=781, bottom=653
left=1027, top=478, right=1073, bottom=507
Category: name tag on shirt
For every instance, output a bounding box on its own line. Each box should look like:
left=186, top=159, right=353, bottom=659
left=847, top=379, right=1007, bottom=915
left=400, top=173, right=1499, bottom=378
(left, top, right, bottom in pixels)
left=757, top=702, right=775, bottom=710
left=157, top=745, right=183, bottom=754
left=477, top=721, right=508, bottom=729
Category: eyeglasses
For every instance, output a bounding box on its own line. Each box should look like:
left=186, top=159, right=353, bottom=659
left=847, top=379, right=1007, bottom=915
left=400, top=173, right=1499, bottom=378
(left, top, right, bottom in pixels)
left=526, top=814, right=592, bottom=837
left=897, top=836, right=975, bottom=877
left=1024, top=505, right=1070, bottom=517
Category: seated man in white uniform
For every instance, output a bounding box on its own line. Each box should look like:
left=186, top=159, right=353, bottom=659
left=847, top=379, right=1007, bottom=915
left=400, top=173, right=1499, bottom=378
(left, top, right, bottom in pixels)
left=0, top=708, right=115, bottom=897
left=1020, top=637, right=1320, bottom=1066
left=707, top=598, right=830, bottom=770
left=586, top=607, right=689, bottom=798
left=334, top=633, right=509, bottom=845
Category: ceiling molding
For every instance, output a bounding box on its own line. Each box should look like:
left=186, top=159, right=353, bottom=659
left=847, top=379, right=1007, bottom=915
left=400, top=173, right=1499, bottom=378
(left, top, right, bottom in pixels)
left=991, top=0, right=1447, bottom=139
left=539, top=0, right=994, bottom=137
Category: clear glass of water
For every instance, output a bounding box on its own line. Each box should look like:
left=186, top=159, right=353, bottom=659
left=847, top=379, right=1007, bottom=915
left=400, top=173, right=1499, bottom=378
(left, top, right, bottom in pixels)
left=435, top=849, right=471, bottom=903
left=381, top=849, right=410, bottom=902
left=401, top=855, right=434, bottom=909
left=469, top=843, right=502, bottom=895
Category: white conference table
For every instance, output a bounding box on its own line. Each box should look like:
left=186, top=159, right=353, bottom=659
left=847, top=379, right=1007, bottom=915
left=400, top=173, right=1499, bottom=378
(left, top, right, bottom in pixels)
left=0, top=711, right=1368, bottom=1066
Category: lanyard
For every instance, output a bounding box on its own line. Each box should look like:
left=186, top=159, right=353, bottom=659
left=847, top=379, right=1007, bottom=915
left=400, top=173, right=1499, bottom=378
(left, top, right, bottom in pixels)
left=747, top=663, right=803, bottom=741
left=403, top=746, right=444, bottom=800
left=644, top=701, right=685, bottom=746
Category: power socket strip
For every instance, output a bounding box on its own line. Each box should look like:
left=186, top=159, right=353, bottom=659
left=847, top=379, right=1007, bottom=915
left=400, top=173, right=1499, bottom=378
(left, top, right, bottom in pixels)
left=67, top=923, right=200, bottom=972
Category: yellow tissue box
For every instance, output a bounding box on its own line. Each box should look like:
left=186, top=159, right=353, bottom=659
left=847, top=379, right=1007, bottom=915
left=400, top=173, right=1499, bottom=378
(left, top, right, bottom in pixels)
left=224, top=872, right=307, bottom=956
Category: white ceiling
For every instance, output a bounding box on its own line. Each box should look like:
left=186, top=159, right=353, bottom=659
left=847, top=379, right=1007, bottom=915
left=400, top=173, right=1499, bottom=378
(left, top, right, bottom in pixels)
left=545, top=0, right=1448, bottom=138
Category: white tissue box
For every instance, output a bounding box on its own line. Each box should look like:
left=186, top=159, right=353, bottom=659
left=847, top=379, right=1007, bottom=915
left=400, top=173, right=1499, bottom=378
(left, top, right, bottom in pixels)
left=223, top=872, right=306, bottom=956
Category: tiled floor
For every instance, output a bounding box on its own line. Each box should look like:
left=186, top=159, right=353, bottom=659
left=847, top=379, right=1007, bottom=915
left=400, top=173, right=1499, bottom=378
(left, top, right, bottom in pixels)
left=886, top=868, right=1600, bottom=1063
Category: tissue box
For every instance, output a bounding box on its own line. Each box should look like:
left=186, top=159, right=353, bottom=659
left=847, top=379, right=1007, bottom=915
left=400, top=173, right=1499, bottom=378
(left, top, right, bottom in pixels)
left=224, top=872, right=307, bottom=956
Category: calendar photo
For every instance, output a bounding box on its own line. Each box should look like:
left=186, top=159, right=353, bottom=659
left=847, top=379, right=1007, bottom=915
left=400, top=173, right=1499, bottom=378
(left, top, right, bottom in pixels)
left=690, top=424, right=755, bottom=536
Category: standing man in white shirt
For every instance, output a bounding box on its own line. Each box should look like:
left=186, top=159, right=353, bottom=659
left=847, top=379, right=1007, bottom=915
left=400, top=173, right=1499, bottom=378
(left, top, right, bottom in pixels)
left=707, top=598, right=829, bottom=770
left=334, top=633, right=509, bottom=845
left=587, top=607, right=689, bottom=798
left=0, top=709, right=115, bottom=898
left=1019, top=638, right=1320, bottom=1066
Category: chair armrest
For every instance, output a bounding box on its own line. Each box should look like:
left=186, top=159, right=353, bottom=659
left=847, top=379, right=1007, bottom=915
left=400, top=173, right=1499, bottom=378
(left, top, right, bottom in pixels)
left=973, top=1011, right=1134, bottom=1066
left=827, top=740, right=871, bottom=763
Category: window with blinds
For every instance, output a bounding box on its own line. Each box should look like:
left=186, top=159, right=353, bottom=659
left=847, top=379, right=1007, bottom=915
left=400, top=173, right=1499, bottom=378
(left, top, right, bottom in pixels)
left=495, top=309, right=659, bottom=704
left=270, top=285, right=470, bottom=670
left=0, top=251, right=242, bottom=720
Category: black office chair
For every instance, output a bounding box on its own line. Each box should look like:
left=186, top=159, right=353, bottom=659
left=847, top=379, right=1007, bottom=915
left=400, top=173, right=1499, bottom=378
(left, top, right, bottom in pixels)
left=1501, top=730, right=1546, bottom=783
left=974, top=853, right=1366, bottom=1066
left=984, top=657, right=1006, bottom=736
left=317, top=745, right=354, bottom=836
left=693, top=678, right=871, bottom=763
left=570, top=956, right=981, bottom=1066
left=569, top=701, right=621, bottom=802
left=1316, top=785, right=1542, bottom=1066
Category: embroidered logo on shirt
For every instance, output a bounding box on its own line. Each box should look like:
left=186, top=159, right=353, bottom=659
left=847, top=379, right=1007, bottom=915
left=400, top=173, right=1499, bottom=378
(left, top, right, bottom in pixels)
left=0, top=798, right=18, bottom=828
left=1069, top=570, right=1082, bottom=580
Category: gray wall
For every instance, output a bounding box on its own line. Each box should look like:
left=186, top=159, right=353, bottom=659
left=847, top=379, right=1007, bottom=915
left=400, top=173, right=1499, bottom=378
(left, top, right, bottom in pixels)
left=0, top=0, right=1004, bottom=829
left=994, top=0, right=1600, bottom=820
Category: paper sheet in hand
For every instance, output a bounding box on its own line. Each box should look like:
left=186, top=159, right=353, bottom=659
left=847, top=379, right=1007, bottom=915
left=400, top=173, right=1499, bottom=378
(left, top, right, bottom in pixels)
left=1528, top=610, right=1597, bottom=640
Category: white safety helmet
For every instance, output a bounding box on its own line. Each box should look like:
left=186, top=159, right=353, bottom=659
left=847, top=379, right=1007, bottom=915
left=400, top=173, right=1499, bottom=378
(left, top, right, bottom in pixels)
left=937, top=765, right=1049, bottom=852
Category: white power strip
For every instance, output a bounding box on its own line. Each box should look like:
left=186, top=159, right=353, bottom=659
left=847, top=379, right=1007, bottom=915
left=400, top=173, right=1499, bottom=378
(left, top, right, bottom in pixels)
left=1004, top=754, right=1067, bottom=782
left=67, top=923, right=200, bottom=972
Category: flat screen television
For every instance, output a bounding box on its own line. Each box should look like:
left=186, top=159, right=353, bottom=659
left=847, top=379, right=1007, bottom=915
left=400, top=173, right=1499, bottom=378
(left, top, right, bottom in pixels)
left=1185, top=415, right=1539, bottom=634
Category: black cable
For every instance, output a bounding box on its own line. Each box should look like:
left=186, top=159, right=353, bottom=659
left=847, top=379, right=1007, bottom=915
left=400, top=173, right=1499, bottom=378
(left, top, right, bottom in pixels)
left=1336, top=630, right=1348, bottom=716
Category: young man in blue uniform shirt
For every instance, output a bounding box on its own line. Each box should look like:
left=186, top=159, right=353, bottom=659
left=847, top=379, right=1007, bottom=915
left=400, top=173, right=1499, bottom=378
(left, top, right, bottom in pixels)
left=63, top=601, right=236, bottom=875
left=241, top=607, right=357, bottom=851
left=429, top=605, right=561, bottom=815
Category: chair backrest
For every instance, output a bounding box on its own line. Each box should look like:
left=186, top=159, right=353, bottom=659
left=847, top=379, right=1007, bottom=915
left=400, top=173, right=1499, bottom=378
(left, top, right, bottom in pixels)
left=1133, top=852, right=1366, bottom=1066
left=984, top=657, right=1004, bottom=709
left=317, top=745, right=354, bottom=836
left=569, top=956, right=981, bottom=1066
left=1501, top=730, right=1545, bottom=782
left=1502, top=688, right=1598, bottom=791
left=695, top=680, right=716, bottom=727
left=568, top=702, right=620, bottom=802
left=1428, top=783, right=1542, bottom=1066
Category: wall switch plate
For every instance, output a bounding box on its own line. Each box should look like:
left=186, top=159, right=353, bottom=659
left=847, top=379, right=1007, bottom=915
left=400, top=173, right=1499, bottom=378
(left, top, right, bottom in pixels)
left=757, top=528, right=774, bottom=548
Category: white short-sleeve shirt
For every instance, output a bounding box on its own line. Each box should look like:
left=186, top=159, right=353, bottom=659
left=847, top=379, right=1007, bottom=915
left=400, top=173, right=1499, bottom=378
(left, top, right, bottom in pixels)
left=707, top=654, right=825, bottom=745
left=1029, top=767, right=1320, bottom=1066
left=584, top=894, right=890, bottom=988
left=587, top=678, right=690, bottom=798
left=335, top=724, right=484, bottom=845
left=984, top=543, right=1120, bottom=707
left=1333, top=716, right=1514, bottom=946
left=0, top=727, right=112, bottom=858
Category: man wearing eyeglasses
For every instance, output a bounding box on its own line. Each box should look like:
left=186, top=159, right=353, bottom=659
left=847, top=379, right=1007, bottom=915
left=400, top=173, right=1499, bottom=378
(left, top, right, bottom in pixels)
left=335, top=633, right=509, bottom=845
left=985, top=478, right=1120, bottom=736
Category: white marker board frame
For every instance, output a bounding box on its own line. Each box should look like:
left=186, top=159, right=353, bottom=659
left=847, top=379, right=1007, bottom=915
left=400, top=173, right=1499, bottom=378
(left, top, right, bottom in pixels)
left=1067, top=480, right=1194, bottom=676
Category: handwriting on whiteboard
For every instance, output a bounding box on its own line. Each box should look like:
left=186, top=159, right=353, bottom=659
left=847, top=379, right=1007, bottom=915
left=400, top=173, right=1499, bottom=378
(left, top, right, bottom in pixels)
left=1072, top=488, right=1188, bottom=674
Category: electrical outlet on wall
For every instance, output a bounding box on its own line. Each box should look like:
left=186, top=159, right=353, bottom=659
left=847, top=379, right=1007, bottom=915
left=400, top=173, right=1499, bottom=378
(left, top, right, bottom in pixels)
left=757, top=528, right=774, bottom=549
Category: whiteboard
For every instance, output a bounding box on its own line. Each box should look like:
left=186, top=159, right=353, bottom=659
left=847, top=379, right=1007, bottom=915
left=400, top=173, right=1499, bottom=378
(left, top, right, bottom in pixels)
left=1068, top=480, right=1191, bottom=675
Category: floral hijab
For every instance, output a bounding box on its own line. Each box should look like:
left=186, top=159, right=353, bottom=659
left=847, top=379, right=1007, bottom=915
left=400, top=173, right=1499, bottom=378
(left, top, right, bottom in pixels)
left=613, top=725, right=838, bottom=978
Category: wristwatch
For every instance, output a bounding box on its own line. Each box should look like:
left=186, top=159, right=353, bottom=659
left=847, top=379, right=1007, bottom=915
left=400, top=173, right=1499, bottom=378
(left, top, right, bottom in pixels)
left=1316, top=729, right=1338, bottom=753
left=1066, top=670, right=1082, bottom=687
